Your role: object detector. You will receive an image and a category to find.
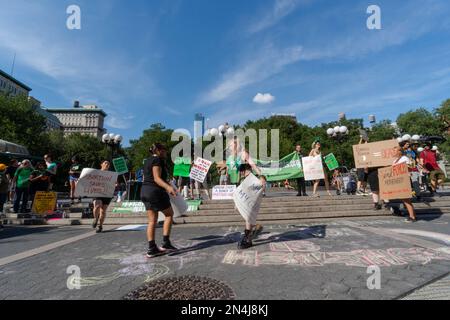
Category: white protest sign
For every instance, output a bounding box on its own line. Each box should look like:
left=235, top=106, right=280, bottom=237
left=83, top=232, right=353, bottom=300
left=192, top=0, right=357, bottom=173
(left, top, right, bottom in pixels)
left=74, top=169, right=118, bottom=198
left=233, top=174, right=264, bottom=226
left=302, top=156, right=325, bottom=181
left=190, top=157, right=212, bottom=183
left=212, top=185, right=237, bottom=200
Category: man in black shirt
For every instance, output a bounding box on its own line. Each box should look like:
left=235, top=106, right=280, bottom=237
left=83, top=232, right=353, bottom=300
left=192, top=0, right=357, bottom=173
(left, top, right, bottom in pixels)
left=295, top=144, right=308, bottom=196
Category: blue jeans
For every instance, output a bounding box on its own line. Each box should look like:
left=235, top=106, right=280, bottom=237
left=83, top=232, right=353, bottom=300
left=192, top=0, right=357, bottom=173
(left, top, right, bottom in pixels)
left=14, top=187, right=29, bottom=213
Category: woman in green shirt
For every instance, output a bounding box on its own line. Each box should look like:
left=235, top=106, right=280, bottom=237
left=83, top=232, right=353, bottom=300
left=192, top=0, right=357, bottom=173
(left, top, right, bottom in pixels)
left=13, top=160, right=34, bottom=213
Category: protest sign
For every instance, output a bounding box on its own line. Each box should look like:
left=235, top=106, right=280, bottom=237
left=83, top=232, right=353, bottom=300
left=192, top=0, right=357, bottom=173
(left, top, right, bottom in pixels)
left=233, top=173, right=264, bottom=226
left=324, top=153, right=339, bottom=171
left=173, top=157, right=191, bottom=178
left=74, top=168, right=118, bottom=198
left=379, top=163, right=412, bottom=200
left=186, top=200, right=202, bottom=212
left=353, top=140, right=399, bottom=168
left=212, top=185, right=237, bottom=200
left=31, top=192, right=57, bottom=215
left=112, top=157, right=128, bottom=175
left=257, top=152, right=304, bottom=181
left=190, top=158, right=212, bottom=183
left=302, top=156, right=325, bottom=181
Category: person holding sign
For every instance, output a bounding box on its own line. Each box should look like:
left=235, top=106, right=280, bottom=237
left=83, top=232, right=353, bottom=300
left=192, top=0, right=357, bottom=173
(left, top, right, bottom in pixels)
left=92, top=161, right=114, bottom=233
left=309, top=141, right=332, bottom=197
left=392, top=146, right=417, bottom=223
left=69, top=157, right=82, bottom=204
left=236, top=160, right=265, bottom=250
left=13, top=160, right=33, bottom=213
left=294, top=144, right=307, bottom=197
left=140, top=143, right=178, bottom=258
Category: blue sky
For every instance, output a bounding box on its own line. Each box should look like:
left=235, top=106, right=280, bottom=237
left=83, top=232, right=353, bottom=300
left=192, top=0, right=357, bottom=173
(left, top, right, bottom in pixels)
left=1, top=0, right=450, bottom=146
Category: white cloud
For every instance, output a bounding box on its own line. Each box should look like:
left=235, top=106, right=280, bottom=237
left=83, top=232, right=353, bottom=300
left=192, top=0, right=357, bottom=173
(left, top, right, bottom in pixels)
left=253, top=93, right=275, bottom=104
left=199, top=45, right=302, bottom=105
left=106, top=115, right=136, bottom=130
left=247, top=0, right=306, bottom=35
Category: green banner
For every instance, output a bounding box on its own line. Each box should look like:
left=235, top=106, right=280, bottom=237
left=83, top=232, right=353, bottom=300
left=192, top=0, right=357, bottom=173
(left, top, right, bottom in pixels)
left=256, top=152, right=304, bottom=182
left=112, top=157, right=128, bottom=175
left=186, top=200, right=202, bottom=212
left=324, top=153, right=339, bottom=171
left=173, top=157, right=191, bottom=178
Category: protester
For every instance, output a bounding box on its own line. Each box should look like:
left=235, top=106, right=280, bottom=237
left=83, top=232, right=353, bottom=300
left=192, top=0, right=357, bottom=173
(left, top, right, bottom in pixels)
left=29, top=162, right=50, bottom=208
left=403, top=142, right=422, bottom=201
left=0, top=164, right=8, bottom=214
left=356, top=138, right=369, bottom=196
left=331, top=169, right=343, bottom=195
left=13, top=160, right=33, bottom=213
left=309, top=141, right=332, bottom=197
left=5, top=159, right=19, bottom=203
left=237, top=157, right=265, bottom=250
left=218, top=165, right=229, bottom=185
left=367, top=165, right=383, bottom=210
left=140, top=143, right=178, bottom=258
left=44, top=154, right=57, bottom=191
left=393, top=146, right=417, bottom=222
left=420, top=143, right=445, bottom=196
left=92, top=161, right=113, bottom=233
left=294, top=144, right=307, bottom=197
left=68, top=157, right=82, bottom=203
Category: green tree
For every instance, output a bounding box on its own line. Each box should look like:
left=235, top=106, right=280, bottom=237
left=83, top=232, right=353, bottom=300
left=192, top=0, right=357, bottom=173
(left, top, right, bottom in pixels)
left=0, top=93, right=47, bottom=154
left=127, top=123, right=177, bottom=172
left=369, top=120, right=397, bottom=142
left=396, top=108, right=441, bottom=137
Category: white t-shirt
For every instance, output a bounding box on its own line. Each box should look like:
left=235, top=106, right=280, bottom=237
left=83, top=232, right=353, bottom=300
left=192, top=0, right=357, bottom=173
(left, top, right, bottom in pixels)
left=393, top=156, right=410, bottom=166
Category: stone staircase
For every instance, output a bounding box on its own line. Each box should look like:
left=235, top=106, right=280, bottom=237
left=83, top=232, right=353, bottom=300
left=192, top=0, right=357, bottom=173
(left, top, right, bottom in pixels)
left=44, top=191, right=450, bottom=227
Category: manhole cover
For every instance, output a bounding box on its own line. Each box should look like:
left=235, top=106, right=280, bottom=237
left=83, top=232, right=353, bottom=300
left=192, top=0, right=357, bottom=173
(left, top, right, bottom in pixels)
left=123, top=276, right=236, bottom=300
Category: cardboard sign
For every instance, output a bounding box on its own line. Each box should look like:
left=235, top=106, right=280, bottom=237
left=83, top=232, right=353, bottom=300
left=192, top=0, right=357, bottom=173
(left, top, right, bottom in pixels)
left=112, top=157, right=128, bottom=175
left=353, top=140, right=399, bottom=169
left=74, top=169, right=118, bottom=198
left=379, top=163, right=412, bottom=200
left=190, top=157, right=212, bottom=183
left=212, top=185, right=237, bottom=200
left=302, top=156, right=325, bottom=181
left=324, top=153, right=339, bottom=171
left=233, top=173, right=264, bottom=226
left=32, top=192, right=57, bottom=215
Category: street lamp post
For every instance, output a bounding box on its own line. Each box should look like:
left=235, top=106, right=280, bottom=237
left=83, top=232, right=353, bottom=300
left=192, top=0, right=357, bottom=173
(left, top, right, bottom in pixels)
left=326, top=126, right=349, bottom=168
left=102, top=133, right=123, bottom=161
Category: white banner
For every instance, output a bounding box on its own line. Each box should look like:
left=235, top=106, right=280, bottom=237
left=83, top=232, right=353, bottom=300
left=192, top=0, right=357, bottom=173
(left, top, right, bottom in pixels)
left=74, top=169, right=118, bottom=198
left=190, top=157, right=212, bottom=183
left=233, top=174, right=264, bottom=226
left=302, top=156, right=325, bottom=181
left=212, top=185, right=237, bottom=200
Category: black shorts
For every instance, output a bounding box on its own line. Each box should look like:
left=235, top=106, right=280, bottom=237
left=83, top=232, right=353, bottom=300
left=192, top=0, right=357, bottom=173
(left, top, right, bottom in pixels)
left=94, top=197, right=112, bottom=206
left=357, top=168, right=368, bottom=182
left=367, top=169, right=379, bottom=192
left=140, top=185, right=171, bottom=212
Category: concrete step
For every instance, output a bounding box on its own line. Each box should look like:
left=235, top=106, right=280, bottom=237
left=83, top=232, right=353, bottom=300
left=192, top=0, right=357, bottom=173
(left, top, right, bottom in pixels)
left=45, top=208, right=450, bottom=227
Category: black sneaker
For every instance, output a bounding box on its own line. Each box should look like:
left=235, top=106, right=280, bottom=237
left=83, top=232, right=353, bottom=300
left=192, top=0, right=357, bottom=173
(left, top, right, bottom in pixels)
left=146, top=246, right=166, bottom=258
left=96, top=226, right=103, bottom=233
left=373, top=203, right=382, bottom=210
left=237, top=235, right=253, bottom=250
left=92, top=220, right=98, bottom=229
left=161, top=241, right=178, bottom=252
left=251, top=224, right=264, bottom=240
left=405, top=217, right=417, bottom=223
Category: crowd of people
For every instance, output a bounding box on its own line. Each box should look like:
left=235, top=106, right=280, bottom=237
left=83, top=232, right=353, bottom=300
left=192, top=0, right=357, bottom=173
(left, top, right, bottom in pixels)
left=0, top=155, right=58, bottom=216
left=0, top=136, right=446, bottom=253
